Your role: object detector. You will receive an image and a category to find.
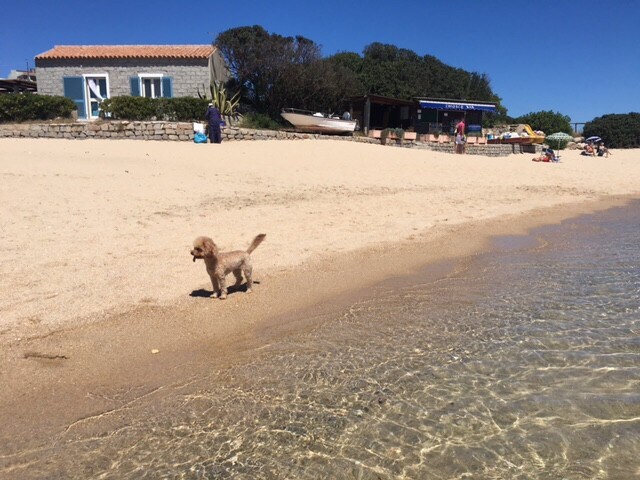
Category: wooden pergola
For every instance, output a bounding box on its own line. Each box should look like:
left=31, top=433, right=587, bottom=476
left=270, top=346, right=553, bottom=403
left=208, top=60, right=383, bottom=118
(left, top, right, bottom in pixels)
left=0, top=79, right=37, bottom=94
left=347, top=94, right=418, bottom=134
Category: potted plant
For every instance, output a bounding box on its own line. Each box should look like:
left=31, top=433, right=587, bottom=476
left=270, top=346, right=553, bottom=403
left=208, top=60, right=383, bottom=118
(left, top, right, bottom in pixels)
left=404, top=127, right=417, bottom=141
left=380, top=128, right=393, bottom=145
left=380, top=128, right=406, bottom=145
left=369, top=129, right=382, bottom=139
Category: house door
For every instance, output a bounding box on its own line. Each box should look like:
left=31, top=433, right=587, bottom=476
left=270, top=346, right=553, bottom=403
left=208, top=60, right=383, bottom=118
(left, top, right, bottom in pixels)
left=85, top=76, right=108, bottom=119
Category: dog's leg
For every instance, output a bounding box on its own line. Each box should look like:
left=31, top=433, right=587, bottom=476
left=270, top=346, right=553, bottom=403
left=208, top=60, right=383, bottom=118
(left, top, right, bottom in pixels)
left=209, top=274, right=220, bottom=298
left=243, top=264, right=254, bottom=293
left=233, top=269, right=243, bottom=288
left=217, top=274, right=228, bottom=299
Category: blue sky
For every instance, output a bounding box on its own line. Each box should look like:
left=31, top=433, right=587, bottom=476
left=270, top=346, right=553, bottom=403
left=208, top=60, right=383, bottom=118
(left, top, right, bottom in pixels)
left=1, top=0, right=638, bottom=123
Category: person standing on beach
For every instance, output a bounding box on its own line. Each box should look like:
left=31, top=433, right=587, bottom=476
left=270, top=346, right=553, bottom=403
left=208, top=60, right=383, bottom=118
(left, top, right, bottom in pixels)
left=455, top=118, right=466, bottom=154
left=205, top=103, right=223, bottom=144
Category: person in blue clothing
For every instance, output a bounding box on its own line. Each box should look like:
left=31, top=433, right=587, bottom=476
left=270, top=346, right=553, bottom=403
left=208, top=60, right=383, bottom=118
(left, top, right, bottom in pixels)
left=205, top=102, right=223, bottom=144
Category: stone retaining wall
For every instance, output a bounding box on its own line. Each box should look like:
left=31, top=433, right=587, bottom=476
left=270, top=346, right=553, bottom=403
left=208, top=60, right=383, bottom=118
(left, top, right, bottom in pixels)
left=0, top=121, right=379, bottom=144
left=413, top=142, right=527, bottom=156
left=0, top=121, right=520, bottom=156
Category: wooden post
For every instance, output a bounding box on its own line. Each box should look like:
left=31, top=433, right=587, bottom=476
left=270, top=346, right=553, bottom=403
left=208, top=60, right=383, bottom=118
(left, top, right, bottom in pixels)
left=363, top=97, right=371, bottom=135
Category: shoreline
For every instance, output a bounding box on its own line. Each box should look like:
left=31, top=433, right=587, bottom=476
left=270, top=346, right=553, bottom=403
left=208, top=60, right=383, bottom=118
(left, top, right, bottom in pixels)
left=0, top=194, right=637, bottom=456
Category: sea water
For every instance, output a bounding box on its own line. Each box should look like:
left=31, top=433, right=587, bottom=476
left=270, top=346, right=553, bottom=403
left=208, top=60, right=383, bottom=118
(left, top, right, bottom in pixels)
left=8, top=202, right=640, bottom=479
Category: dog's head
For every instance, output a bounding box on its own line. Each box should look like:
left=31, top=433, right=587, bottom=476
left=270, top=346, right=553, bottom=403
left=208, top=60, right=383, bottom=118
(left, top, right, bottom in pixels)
left=191, top=236, right=218, bottom=262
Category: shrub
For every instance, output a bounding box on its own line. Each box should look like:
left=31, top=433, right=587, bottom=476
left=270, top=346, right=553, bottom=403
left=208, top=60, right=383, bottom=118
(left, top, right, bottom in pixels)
left=100, top=96, right=155, bottom=120
left=513, top=110, right=572, bottom=135
left=0, top=93, right=76, bottom=122
left=547, top=138, right=571, bottom=150
left=100, top=96, right=209, bottom=121
left=583, top=113, right=640, bottom=148
left=156, top=97, right=209, bottom=121
left=238, top=112, right=282, bottom=130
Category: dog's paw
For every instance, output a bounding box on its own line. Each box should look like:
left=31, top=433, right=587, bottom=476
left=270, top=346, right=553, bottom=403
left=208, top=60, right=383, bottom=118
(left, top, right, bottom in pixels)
left=211, top=292, right=219, bottom=299
left=219, top=294, right=227, bottom=300
left=246, top=288, right=253, bottom=294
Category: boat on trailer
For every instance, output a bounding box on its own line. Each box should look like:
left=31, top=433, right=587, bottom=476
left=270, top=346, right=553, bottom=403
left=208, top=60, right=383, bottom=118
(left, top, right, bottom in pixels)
left=281, top=108, right=357, bottom=134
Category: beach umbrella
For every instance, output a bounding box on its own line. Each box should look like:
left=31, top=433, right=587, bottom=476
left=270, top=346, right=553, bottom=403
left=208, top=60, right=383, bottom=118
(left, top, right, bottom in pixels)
left=585, top=136, right=602, bottom=143
left=545, top=132, right=573, bottom=150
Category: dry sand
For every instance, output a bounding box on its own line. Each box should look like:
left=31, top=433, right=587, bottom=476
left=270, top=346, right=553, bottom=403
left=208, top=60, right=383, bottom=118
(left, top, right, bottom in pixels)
left=1, top=138, right=639, bottom=342
left=1, top=137, right=640, bottom=460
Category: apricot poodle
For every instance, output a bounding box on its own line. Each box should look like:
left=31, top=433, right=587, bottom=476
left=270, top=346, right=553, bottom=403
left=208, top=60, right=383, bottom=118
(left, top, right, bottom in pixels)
left=191, top=234, right=266, bottom=299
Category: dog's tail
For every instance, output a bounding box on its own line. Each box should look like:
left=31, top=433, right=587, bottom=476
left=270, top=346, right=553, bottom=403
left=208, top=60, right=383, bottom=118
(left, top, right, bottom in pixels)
left=247, top=233, right=266, bottom=254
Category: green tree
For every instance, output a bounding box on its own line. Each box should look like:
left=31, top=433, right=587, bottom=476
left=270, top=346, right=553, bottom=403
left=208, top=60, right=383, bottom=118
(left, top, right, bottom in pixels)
left=514, top=110, right=572, bottom=135
left=330, top=43, right=502, bottom=108
left=214, top=28, right=505, bottom=120
left=271, top=59, right=347, bottom=114
left=216, top=26, right=360, bottom=118
left=216, top=26, right=322, bottom=116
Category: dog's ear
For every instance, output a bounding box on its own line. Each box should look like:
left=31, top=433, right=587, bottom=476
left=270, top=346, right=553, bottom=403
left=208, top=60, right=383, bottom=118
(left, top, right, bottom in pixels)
left=202, top=237, right=218, bottom=257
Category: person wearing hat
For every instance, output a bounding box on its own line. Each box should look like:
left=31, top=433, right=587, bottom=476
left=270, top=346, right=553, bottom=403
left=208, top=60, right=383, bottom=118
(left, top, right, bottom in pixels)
left=205, top=102, right=223, bottom=144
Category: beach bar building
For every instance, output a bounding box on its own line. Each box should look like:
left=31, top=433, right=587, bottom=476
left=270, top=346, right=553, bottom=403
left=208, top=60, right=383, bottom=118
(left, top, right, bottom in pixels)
left=415, top=98, right=497, bottom=135
left=35, top=45, right=228, bottom=120
left=346, top=95, right=498, bottom=136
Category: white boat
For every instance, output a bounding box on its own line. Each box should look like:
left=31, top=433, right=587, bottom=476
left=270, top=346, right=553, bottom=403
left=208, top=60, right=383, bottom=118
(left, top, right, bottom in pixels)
left=281, top=108, right=357, bottom=134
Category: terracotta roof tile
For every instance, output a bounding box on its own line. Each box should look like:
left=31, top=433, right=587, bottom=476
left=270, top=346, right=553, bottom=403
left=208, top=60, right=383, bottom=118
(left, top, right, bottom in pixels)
left=36, top=45, right=215, bottom=60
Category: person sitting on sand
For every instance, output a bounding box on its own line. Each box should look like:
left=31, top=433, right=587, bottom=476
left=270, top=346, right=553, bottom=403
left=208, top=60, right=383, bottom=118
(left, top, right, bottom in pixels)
left=597, top=142, right=611, bottom=157
left=532, top=147, right=556, bottom=162
left=582, top=143, right=595, bottom=156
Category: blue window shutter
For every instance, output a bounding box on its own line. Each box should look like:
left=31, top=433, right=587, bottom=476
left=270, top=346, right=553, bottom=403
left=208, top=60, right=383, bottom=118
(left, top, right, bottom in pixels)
left=162, top=76, right=173, bottom=98
left=63, top=76, right=86, bottom=119
left=130, top=76, right=140, bottom=96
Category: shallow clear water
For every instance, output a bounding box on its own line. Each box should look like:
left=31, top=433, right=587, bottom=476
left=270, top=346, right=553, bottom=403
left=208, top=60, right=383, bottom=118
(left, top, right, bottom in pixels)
left=7, top=202, right=640, bottom=479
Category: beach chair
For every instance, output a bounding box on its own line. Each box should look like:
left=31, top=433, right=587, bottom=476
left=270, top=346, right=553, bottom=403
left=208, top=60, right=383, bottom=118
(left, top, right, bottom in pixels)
left=438, top=134, right=450, bottom=144
left=466, top=136, right=477, bottom=145
left=477, top=136, right=487, bottom=145
left=427, top=134, right=438, bottom=143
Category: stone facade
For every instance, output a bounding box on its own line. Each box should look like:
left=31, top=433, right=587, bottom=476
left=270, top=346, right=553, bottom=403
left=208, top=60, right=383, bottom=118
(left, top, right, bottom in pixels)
left=0, top=121, right=517, bottom=156
left=36, top=57, right=215, bottom=98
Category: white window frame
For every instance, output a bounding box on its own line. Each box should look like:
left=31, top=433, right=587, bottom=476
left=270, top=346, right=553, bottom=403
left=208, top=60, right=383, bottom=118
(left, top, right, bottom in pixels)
left=82, top=73, right=110, bottom=120
left=138, top=73, right=164, bottom=99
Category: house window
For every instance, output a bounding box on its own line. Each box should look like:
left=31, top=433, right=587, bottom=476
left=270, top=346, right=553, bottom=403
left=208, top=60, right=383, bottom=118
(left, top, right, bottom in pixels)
left=131, top=75, right=173, bottom=98
left=140, top=75, right=162, bottom=98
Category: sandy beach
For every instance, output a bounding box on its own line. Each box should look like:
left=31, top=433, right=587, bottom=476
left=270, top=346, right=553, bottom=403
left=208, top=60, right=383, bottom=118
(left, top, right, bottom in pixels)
left=2, top=138, right=639, bottom=340
left=1, top=137, right=639, bottom=463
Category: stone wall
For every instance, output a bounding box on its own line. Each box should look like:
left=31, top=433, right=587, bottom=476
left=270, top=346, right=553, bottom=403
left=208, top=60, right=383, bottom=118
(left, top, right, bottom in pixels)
left=0, top=121, right=379, bottom=143
left=0, top=121, right=517, bottom=156
left=414, top=142, right=525, bottom=156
